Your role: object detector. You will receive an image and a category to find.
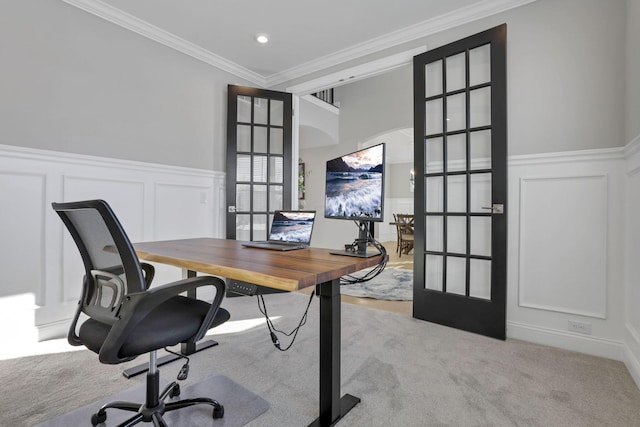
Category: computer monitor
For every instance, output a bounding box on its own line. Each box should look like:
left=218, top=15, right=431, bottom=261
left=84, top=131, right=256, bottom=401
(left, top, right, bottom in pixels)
left=324, top=143, right=385, bottom=222
left=324, top=143, right=385, bottom=257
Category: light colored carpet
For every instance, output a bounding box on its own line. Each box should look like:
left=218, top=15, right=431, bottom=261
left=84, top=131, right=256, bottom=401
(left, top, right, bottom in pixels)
left=341, top=267, right=413, bottom=300
left=3, top=292, right=640, bottom=426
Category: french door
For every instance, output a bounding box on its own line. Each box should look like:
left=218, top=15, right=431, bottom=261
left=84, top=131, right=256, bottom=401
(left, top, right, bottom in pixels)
left=413, top=24, right=508, bottom=339
left=226, top=85, right=293, bottom=240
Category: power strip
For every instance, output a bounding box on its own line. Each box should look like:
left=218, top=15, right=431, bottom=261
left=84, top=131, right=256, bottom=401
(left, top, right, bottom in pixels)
left=227, top=280, right=258, bottom=296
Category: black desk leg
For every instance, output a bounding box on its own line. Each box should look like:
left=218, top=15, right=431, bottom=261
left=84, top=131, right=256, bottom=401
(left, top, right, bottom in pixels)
left=122, top=269, right=219, bottom=378
left=308, top=279, right=361, bottom=427
left=179, top=270, right=218, bottom=353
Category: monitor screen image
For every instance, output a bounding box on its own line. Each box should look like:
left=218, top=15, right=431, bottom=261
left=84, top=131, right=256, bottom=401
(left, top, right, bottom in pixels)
left=324, top=143, right=385, bottom=222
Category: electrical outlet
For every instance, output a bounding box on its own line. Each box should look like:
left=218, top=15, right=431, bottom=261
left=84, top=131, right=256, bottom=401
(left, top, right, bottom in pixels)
left=568, top=320, right=592, bottom=335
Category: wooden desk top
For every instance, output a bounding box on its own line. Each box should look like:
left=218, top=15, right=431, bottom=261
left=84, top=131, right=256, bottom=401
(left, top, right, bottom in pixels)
left=134, top=237, right=383, bottom=292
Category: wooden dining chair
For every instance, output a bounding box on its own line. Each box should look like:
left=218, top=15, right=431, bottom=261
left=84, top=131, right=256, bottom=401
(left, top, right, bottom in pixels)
left=393, top=213, right=414, bottom=257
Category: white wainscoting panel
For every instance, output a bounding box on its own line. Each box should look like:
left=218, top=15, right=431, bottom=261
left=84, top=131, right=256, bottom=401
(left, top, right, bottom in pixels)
left=625, top=136, right=640, bottom=385
left=627, top=179, right=640, bottom=320
left=518, top=174, right=608, bottom=318
left=626, top=166, right=640, bottom=332
left=0, top=171, right=46, bottom=299
left=0, top=144, right=225, bottom=340
left=507, top=147, right=626, bottom=361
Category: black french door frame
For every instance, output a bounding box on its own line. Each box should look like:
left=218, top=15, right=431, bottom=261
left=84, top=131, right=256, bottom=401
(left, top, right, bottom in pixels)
left=413, top=24, right=508, bottom=340
left=226, top=85, right=293, bottom=240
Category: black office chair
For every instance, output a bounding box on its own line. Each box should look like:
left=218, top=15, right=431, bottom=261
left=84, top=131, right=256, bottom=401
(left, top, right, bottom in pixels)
left=52, top=199, right=230, bottom=426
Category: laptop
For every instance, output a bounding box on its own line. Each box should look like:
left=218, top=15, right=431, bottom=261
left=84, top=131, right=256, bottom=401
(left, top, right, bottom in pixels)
left=242, top=210, right=316, bottom=251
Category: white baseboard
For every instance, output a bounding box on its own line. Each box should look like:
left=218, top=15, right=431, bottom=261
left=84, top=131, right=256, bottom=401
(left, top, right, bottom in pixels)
left=509, top=320, right=640, bottom=389
left=37, top=318, right=71, bottom=341
left=623, top=345, right=640, bottom=389
left=507, top=321, right=625, bottom=361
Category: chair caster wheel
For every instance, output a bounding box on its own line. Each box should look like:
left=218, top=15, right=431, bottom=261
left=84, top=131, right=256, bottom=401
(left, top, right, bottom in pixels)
left=213, top=404, right=224, bottom=419
left=91, top=410, right=107, bottom=426
left=169, top=383, right=180, bottom=398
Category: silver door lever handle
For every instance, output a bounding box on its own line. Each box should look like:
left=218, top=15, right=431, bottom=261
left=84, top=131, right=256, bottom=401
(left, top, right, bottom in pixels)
left=481, top=204, right=504, bottom=214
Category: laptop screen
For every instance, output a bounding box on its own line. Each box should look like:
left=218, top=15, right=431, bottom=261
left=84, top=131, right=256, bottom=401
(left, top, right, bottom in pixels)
left=269, top=211, right=316, bottom=243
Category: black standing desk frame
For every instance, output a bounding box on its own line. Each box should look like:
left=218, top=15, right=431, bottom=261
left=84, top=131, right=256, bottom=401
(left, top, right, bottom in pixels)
left=310, top=279, right=360, bottom=426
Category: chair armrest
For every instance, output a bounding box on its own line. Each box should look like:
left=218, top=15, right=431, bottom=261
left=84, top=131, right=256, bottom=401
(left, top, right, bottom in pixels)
left=140, top=263, right=155, bottom=289
left=99, top=275, right=226, bottom=364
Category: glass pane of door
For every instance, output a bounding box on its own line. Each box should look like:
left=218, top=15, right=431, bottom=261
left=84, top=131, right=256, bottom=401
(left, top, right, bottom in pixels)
left=470, top=130, right=491, bottom=170
left=425, top=254, right=443, bottom=291
left=469, top=44, right=491, bottom=86
left=469, top=259, right=491, bottom=299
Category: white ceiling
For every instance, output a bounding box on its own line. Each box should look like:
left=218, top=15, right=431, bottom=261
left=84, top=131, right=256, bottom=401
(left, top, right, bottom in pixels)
left=63, top=0, right=534, bottom=87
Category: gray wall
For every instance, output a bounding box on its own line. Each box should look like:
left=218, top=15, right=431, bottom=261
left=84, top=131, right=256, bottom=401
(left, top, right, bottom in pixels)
left=323, top=0, right=628, bottom=157
left=334, top=66, right=413, bottom=147
left=502, top=0, right=626, bottom=154
left=388, top=162, right=414, bottom=199
left=0, top=0, right=253, bottom=171
left=627, top=0, right=640, bottom=143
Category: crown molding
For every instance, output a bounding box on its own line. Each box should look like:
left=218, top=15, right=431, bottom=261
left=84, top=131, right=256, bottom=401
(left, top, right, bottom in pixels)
left=269, top=0, right=538, bottom=86
left=60, top=0, right=267, bottom=87
left=61, top=0, right=536, bottom=89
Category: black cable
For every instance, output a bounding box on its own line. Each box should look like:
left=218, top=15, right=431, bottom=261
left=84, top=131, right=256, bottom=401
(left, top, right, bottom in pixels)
left=256, top=220, right=386, bottom=349
left=340, top=221, right=388, bottom=285
left=256, top=287, right=315, bottom=351
left=164, top=347, right=190, bottom=380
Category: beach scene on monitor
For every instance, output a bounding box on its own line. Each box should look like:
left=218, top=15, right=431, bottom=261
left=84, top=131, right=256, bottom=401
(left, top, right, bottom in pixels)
left=325, top=144, right=384, bottom=220
left=270, top=211, right=315, bottom=242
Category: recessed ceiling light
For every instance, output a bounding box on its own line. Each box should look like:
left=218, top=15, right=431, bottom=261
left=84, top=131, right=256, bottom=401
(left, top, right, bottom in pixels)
left=256, top=33, right=269, bottom=44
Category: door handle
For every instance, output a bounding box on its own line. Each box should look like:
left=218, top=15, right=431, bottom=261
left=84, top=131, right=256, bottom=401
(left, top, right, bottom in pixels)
left=481, top=204, right=504, bottom=214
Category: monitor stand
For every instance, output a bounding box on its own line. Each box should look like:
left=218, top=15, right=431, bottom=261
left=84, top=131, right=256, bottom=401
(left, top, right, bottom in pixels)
left=330, top=220, right=380, bottom=258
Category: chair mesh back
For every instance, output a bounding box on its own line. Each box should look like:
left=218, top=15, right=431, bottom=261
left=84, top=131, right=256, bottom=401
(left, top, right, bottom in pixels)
left=66, top=208, right=124, bottom=273
left=53, top=200, right=145, bottom=324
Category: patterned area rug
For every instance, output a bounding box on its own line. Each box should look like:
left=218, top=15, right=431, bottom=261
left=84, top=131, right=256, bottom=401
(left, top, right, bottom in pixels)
left=341, top=267, right=413, bottom=300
